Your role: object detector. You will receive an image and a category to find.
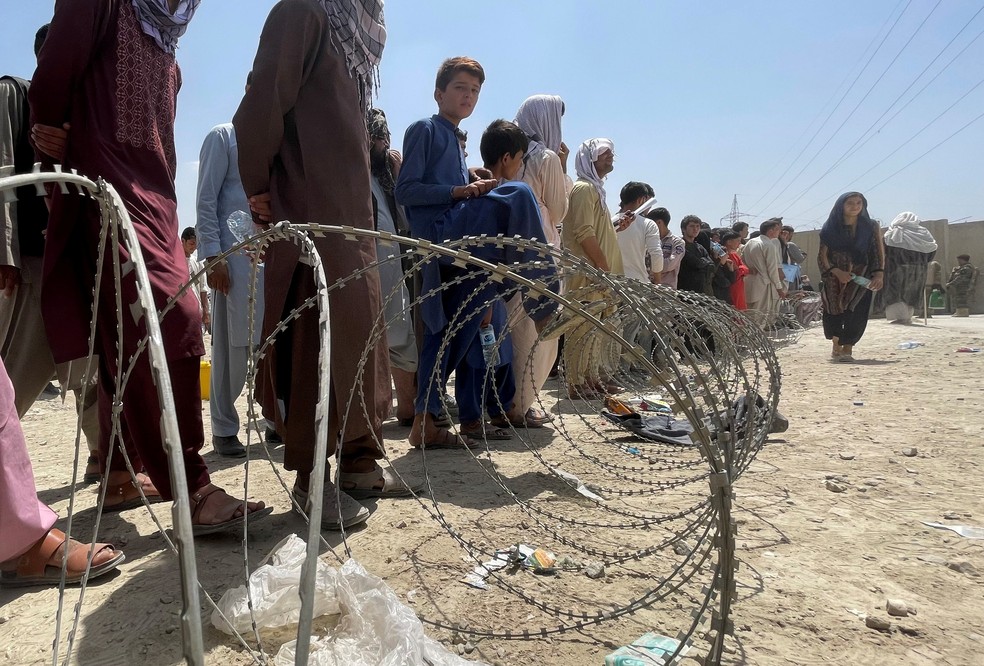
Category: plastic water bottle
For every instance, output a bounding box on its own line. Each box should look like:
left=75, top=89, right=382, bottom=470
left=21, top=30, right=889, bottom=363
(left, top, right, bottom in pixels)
left=850, top=274, right=872, bottom=289
left=897, top=341, right=923, bottom=349
left=479, top=324, right=498, bottom=367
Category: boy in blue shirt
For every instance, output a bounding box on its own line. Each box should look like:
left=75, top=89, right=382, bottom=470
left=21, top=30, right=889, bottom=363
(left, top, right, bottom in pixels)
left=396, top=58, right=555, bottom=449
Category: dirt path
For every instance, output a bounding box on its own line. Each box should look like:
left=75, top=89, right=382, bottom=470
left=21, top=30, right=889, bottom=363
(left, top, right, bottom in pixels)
left=1, top=316, right=982, bottom=665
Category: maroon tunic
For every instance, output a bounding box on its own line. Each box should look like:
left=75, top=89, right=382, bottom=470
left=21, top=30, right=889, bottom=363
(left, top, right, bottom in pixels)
left=30, top=0, right=203, bottom=364
left=28, top=0, right=208, bottom=498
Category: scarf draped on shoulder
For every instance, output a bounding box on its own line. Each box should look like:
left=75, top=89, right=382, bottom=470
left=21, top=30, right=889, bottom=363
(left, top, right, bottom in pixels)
left=130, top=0, right=201, bottom=54
left=316, top=0, right=386, bottom=110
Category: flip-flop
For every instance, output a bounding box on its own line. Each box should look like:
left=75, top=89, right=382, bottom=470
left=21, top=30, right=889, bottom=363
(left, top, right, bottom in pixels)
left=190, top=485, right=273, bottom=536
left=411, top=428, right=477, bottom=450
left=0, top=528, right=124, bottom=587
left=460, top=422, right=512, bottom=441
left=339, top=466, right=424, bottom=499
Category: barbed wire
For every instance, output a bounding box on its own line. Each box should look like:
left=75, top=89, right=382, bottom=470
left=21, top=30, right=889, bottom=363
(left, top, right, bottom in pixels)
left=0, top=170, right=785, bottom=666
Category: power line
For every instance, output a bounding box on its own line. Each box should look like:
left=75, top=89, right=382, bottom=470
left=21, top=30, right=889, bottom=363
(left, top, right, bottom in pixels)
left=745, top=0, right=911, bottom=213
left=791, top=73, right=984, bottom=218
left=756, top=0, right=941, bottom=216
left=751, top=0, right=912, bottom=214
left=778, top=6, right=984, bottom=215
left=866, top=107, right=984, bottom=192
left=744, top=0, right=908, bottom=206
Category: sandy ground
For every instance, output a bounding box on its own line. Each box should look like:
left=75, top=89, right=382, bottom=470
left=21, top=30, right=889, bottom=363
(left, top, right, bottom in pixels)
left=1, top=315, right=982, bottom=666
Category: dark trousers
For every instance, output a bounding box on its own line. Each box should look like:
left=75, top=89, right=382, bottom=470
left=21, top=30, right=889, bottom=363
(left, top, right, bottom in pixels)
left=456, top=352, right=516, bottom=423
left=822, top=289, right=873, bottom=346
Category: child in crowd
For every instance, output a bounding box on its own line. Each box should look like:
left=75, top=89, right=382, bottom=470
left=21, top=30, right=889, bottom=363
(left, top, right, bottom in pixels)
left=395, top=58, right=556, bottom=448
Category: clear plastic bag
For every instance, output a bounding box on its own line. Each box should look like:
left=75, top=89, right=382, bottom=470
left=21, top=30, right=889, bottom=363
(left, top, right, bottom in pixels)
left=212, top=534, right=340, bottom=636
left=275, top=559, right=482, bottom=666
left=211, top=534, right=481, bottom=665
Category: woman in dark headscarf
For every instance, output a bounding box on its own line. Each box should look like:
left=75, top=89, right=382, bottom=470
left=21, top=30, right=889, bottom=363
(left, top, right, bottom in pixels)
left=818, top=192, right=885, bottom=362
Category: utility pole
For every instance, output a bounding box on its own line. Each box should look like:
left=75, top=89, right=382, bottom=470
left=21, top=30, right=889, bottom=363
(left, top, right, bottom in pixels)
left=720, top=194, right=751, bottom=227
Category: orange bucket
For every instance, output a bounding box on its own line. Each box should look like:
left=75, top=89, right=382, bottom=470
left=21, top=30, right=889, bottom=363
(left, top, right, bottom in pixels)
left=200, top=360, right=211, bottom=400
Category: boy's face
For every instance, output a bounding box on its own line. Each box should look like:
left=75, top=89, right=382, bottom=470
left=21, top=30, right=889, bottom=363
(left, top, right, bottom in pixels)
left=436, top=72, right=482, bottom=123
left=683, top=221, right=701, bottom=241
left=501, top=150, right=525, bottom=182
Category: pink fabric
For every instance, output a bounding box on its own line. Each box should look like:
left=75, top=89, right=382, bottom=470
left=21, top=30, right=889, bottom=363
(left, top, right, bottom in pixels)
left=0, top=358, right=56, bottom=563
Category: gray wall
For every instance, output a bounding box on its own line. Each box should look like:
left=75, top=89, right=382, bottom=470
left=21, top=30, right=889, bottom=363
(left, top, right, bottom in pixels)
left=792, top=219, right=984, bottom=314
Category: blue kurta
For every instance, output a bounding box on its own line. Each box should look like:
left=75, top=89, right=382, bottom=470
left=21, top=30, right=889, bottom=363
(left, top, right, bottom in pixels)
left=195, top=123, right=264, bottom=347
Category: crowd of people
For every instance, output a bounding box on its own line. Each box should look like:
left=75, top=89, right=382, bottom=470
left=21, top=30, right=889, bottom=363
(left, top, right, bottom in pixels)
left=0, top=0, right=978, bottom=591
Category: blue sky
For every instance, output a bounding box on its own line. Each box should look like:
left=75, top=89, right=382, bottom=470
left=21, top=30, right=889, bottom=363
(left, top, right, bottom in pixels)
left=3, top=0, right=982, bottom=231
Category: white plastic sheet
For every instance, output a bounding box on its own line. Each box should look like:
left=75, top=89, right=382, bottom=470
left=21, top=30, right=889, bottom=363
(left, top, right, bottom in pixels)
left=211, top=534, right=482, bottom=665
left=275, top=559, right=482, bottom=666
left=212, top=534, right=340, bottom=635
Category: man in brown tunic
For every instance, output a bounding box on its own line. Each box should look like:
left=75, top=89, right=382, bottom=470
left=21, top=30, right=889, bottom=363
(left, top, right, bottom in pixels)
left=235, top=0, right=416, bottom=530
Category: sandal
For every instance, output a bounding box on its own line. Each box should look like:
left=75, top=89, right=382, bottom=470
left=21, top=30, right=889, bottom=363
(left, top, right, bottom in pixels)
left=1, top=528, right=124, bottom=587
left=460, top=422, right=512, bottom=441
left=490, top=408, right=552, bottom=430
left=101, top=474, right=163, bottom=513
left=525, top=408, right=554, bottom=427
left=410, top=427, right=477, bottom=450
left=567, top=384, right=604, bottom=400
left=292, top=482, right=369, bottom=530
left=190, top=485, right=273, bottom=536
left=83, top=455, right=101, bottom=484
left=399, top=412, right=452, bottom=428
left=339, top=466, right=423, bottom=500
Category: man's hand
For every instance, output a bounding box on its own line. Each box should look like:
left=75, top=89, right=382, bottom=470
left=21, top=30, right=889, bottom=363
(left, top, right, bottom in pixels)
left=830, top=268, right=851, bottom=285
left=31, top=122, right=71, bottom=161
left=869, top=273, right=884, bottom=291
left=614, top=212, right=634, bottom=232
left=558, top=142, right=570, bottom=173
left=249, top=192, right=273, bottom=224
left=649, top=271, right=661, bottom=284
left=778, top=289, right=788, bottom=299
left=207, top=258, right=231, bottom=294
left=202, top=307, right=211, bottom=334
left=469, top=166, right=494, bottom=182
left=0, top=265, right=21, bottom=298
left=453, top=179, right=497, bottom=200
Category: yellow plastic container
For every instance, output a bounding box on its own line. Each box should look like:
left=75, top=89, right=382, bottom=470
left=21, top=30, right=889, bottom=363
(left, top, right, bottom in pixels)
left=200, top=360, right=211, bottom=400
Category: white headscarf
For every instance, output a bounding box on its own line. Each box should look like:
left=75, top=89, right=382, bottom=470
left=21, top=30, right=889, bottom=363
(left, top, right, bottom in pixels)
left=884, top=212, right=938, bottom=253
left=574, top=138, right=614, bottom=207
left=514, top=94, right=564, bottom=157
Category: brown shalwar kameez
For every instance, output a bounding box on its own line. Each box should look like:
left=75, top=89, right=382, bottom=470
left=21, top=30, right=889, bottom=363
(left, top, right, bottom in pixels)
left=234, top=0, right=390, bottom=474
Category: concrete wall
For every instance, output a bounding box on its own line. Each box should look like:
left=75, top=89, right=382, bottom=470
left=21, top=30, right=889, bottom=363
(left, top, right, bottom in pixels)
left=792, top=219, right=984, bottom=314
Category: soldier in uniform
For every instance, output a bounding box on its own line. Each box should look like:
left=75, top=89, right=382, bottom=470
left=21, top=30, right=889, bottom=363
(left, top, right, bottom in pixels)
left=946, top=254, right=978, bottom=317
